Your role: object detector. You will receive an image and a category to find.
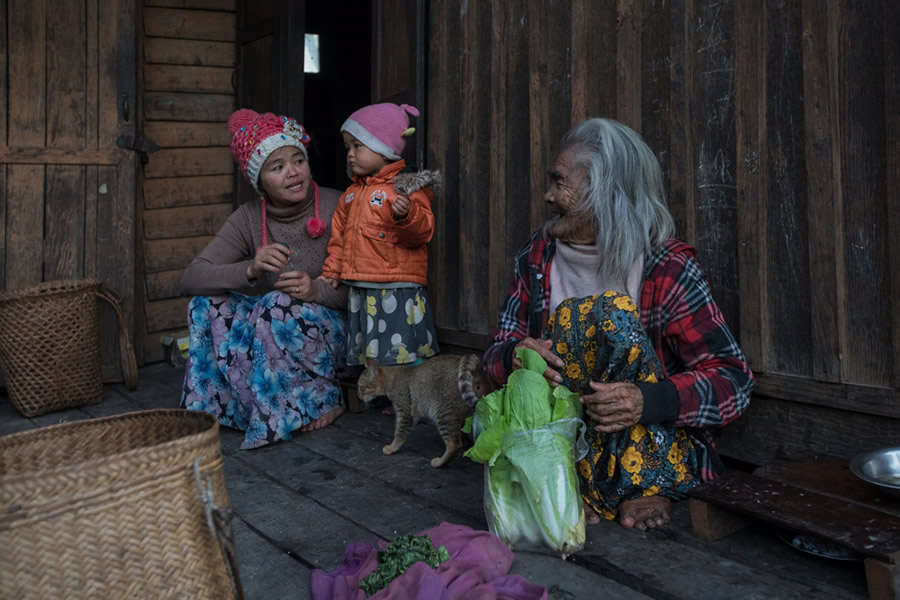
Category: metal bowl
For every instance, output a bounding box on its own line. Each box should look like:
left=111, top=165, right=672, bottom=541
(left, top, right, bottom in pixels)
left=850, top=447, right=900, bottom=499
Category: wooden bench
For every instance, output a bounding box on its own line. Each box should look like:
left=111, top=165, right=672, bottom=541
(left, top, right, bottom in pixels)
left=688, top=458, right=900, bottom=600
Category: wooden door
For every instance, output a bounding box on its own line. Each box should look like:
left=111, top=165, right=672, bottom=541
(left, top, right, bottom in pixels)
left=372, top=0, right=427, bottom=169
left=0, top=0, right=137, bottom=381
left=234, top=0, right=306, bottom=206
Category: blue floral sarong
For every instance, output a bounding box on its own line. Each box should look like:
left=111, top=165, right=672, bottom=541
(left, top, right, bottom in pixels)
left=180, top=290, right=347, bottom=449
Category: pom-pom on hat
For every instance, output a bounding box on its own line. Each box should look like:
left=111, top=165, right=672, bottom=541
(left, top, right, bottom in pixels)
left=228, top=108, right=311, bottom=194
left=340, top=103, right=419, bottom=161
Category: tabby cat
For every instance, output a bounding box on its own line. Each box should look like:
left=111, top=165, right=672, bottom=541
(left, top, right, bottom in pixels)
left=357, top=353, right=490, bottom=468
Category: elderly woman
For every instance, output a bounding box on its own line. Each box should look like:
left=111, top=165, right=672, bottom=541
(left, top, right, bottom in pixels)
left=484, top=118, right=754, bottom=530
left=180, top=109, right=348, bottom=449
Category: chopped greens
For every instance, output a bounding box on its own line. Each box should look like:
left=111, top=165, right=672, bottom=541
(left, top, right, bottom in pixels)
left=358, top=534, right=449, bottom=597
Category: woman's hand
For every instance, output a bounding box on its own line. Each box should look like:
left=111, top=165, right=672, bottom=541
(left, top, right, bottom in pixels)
left=392, top=194, right=411, bottom=219
left=513, top=337, right=563, bottom=386
left=247, top=243, right=291, bottom=281
left=581, top=381, right=643, bottom=432
left=276, top=270, right=316, bottom=302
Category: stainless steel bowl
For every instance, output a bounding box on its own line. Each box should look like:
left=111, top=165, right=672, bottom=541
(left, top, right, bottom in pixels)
left=850, top=447, right=900, bottom=499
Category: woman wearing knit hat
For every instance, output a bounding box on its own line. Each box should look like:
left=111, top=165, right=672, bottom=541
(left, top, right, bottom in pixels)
left=321, top=102, right=441, bottom=375
left=180, top=108, right=349, bottom=449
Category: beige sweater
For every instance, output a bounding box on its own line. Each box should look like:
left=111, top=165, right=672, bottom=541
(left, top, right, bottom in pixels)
left=181, top=186, right=348, bottom=310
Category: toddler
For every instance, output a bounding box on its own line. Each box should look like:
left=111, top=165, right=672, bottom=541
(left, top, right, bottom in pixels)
left=321, top=102, right=441, bottom=367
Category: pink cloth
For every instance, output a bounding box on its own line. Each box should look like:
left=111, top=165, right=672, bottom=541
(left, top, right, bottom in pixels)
left=310, top=522, right=548, bottom=600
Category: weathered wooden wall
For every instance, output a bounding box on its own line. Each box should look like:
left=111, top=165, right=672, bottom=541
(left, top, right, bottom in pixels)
left=140, top=0, right=236, bottom=362
left=0, top=0, right=137, bottom=381
left=425, top=0, right=899, bottom=464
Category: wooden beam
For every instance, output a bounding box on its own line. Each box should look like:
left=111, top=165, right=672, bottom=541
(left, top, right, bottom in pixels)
left=458, top=0, right=492, bottom=334
left=144, top=38, right=236, bottom=67
left=837, top=1, right=891, bottom=386
left=143, top=203, right=232, bottom=240
left=144, top=92, right=235, bottom=121
left=0, top=0, right=7, bottom=288
left=146, top=296, right=191, bottom=332
left=864, top=558, right=900, bottom=600
left=488, top=1, right=508, bottom=340
left=668, top=0, right=695, bottom=246
left=527, top=0, right=550, bottom=234
left=146, top=269, right=185, bottom=301
left=143, top=7, right=236, bottom=42
left=143, top=147, right=232, bottom=178
left=144, top=64, right=235, bottom=94
left=885, top=0, right=900, bottom=389
left=437, top=328, right=489, bottom=353
left=800, top=0, right=841, bottom=383
left=569, top=0, right=590, bottom=126
left=753, top=372, right=900, bottom=419
left=616, top=0, right=642, bottom=131
left=6, top=0, right=46, bottom=288
left=734, top=2, right=764, bottom=370
left=715, top=394, right=900, bottom=466
left=144, top=121, right=230, bottom=147
left=144, top=174, right=232, bottom=209
left=688, top=498, right=751, bottom=542
left=143, top=236, right=212, bottom=273
left=0, top=147, right=126, bottom=165
left=145, top=0, right=236, bottom=10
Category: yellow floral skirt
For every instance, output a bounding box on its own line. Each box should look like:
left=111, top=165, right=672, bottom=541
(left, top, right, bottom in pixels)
left=548, top=291, right=699, bottom=521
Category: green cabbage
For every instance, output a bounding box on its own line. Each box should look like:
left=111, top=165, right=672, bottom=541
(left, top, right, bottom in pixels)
left=464, top=347, right=586, bottom=557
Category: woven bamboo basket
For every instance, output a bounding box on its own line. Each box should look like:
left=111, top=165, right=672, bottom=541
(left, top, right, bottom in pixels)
left=0, top=278, right=138, bottom=417
left=0, top=409, right=243, bottom=600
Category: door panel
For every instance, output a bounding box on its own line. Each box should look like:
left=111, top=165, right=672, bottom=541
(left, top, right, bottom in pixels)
left=236, top=0, right=305, bottom=206
left=0, top=0, right=137, bottom=381
left=372, top=0, right=427, bottom=168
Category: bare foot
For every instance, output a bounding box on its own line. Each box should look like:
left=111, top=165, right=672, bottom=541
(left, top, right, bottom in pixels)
left=300, top=404, right=346, bottom=432
left=618, top=496, right=671, bottom=531
left=583, top=501, right=602, bottom=525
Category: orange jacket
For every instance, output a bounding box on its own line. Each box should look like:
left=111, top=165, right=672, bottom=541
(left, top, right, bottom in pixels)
left=322, top=160, right=437, bottom=286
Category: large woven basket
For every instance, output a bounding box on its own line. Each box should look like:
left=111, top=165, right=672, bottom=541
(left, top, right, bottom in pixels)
left=0, top=409, right=243, bottom=599
left=0, top=278, right=138, bottom=417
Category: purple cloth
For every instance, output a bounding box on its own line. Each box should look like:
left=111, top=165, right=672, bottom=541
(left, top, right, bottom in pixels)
left=310, top=522, right=548, bottom=600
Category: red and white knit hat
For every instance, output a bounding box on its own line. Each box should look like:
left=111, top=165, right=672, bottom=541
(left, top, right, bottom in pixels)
left=340, top=103, right=419, bottom=161
left=228, top=108, right=311, bottom=194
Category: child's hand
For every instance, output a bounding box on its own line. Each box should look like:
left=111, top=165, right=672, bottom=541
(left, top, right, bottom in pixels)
left=392, top=194, right=411, bottom=220
left=317, top=275, right=340, bottom=289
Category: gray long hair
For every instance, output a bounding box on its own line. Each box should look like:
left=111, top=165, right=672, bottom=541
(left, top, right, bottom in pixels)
left=555, top=118, right=675, bottom=289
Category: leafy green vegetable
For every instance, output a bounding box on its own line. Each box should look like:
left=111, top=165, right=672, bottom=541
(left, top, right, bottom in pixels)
left=358, top=534, right=449, bottom=597
left=464, top=347, right=586, bottom=556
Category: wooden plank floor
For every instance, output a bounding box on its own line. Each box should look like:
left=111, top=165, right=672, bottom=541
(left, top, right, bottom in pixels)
left=0, top=363, right=873, bottom=599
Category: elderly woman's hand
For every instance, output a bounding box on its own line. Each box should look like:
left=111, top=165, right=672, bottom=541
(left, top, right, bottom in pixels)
left=581, top=381, right=643, bottom=432
left=247, top=243, right=291, bottom=281
left=513, top=337, right=564, bottom=386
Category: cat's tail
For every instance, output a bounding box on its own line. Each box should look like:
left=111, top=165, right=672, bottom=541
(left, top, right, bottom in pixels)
left=457, top=353, right=483, bottom=407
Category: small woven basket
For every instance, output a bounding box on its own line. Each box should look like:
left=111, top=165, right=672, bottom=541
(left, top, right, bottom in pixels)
left=0, top=409, right=243, bottom=600
left=0, top=278, right=138, bottom=417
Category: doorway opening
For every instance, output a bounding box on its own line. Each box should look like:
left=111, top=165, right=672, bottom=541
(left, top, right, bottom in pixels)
left=303, top=2, right=371, bottom=191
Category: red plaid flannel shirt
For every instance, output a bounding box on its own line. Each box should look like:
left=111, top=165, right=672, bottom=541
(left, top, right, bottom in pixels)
left=483, top=231, right=754, bottom=480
